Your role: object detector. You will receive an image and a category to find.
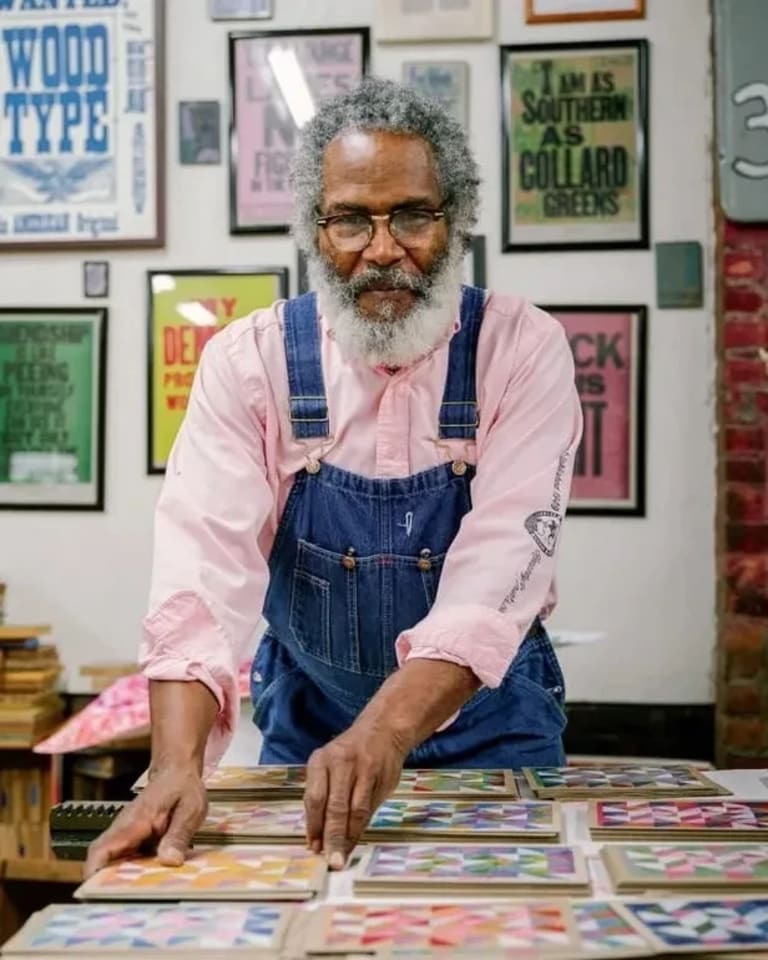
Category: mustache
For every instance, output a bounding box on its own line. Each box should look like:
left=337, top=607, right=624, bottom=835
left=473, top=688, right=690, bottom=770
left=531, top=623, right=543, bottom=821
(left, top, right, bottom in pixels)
left=345, top=266, right=432, bottom=299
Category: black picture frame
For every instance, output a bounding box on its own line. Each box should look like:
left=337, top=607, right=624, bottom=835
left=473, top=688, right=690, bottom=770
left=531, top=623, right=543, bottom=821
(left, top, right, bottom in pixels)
left=539, top=303, right=647, bottom=517
left=146, top=267, right=289, bottom=474
left=229, top=27, right=370, bottom=235
left=0, top=308, right=108, bottom=511
left=501, top=39, right=649, bottom=253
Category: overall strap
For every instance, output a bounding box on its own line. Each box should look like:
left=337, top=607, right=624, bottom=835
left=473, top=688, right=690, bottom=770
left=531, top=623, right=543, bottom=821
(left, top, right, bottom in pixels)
left=282, top=293, right=330, bottom=440
left=438, top=284, right=486, bottom=440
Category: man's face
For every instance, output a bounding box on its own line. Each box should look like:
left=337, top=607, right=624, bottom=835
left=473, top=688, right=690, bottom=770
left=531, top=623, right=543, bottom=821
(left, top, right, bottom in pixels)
left=317, top=130, right=449, bottom=322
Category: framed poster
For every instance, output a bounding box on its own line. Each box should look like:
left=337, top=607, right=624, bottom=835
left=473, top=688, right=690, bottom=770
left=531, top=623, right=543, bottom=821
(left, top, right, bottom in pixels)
left=229, top=28, right=369, bottom=234
left=525, top=0, right=645, bottom=23
left=375, top=0, right=494, bottom=42
left=0, top=0, right=164, bottom=251
left=501, top=40, right=649, bottom=252
left=402, top=62, right=469, bottom=128
left=0, top=308, right=107, bottom=511
left=541, top=305, right=647, bottom=517
left=714, top=0, right=768, bottom=222
left=147, top=268, right=288, bottom=473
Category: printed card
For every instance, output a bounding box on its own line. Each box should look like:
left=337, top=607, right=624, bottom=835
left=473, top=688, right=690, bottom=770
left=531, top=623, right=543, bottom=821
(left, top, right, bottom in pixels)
left=590, top=799, right=768, bottom=837
left=1, top=902, right=293, bottom=955
left=195, top=801, right=306, bottom=842
left=394, top=769, right=519, bottom=798
left=623, top=896, right=768, bottom=954
left=74, top=845, right=326, bottom=901
left=525, top=765, right=727, bottom=799
left=132, top=765, right=307, bottom=797
left=603, top=843, right=768, bottom=894
left=353, top=843, right=590, bottom=896
left=367, top=799, right=559, bottom=840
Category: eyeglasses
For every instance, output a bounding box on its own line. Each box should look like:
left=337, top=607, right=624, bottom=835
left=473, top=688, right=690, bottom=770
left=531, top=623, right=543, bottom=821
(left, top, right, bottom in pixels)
left=315, top=208, right=446, bottom=253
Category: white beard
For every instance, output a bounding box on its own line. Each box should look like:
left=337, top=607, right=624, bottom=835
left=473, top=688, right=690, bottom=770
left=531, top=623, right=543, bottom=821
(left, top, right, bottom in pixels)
left=307, top=243, right=466, bottom=368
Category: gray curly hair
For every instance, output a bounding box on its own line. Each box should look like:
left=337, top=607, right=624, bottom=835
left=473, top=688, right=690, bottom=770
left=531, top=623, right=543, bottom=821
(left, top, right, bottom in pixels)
left=290, top=76, right=481, bottom=253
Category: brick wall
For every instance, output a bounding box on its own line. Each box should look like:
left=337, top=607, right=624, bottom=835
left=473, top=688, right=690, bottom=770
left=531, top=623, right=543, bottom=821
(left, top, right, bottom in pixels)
left=719, top=220, right=768, bottom=768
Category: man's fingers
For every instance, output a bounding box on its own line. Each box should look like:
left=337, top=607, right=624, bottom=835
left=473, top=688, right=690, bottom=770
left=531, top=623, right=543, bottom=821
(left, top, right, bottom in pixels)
left=346, top=775, right=376, bottom=855
left=84, top=815, right=152, bottom=878
left=304, top=755, right=329, bottom=854
left=323, top=761, right=355, bottom=870
left=156, top=792, right=207, bottom=866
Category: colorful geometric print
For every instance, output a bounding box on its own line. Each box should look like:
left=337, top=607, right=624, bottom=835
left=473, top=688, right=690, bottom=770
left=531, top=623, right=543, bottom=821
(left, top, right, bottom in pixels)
left=530, top=765, right=709, bottom=791
left=315, top=902, right=572, bottom=951
left=625, top=898, right=768, bottom=948
left=619, top=844, right=768, bottom=881
left=396, top=769, right=513, bottom=795
left=572, top=901, right=650, bottom=951
left=24, top=904, right=285, bottom=950
left=596, top=800, right=768, bottom=830
left=364, top=845, right=579, bottom=882
left=202, top=766, right=307, bottom=791
left=83, top=846, right=322, bottom=893
left=199, top=801, right=305, bottom=837
left=370, top=800, right=554, bottom=833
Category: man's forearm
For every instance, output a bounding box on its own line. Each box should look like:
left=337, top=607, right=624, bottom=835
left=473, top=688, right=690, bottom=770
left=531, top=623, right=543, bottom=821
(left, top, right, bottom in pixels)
left=148, top=680, right=219, bottom=775
left=355, top=659, right=481, bottom=754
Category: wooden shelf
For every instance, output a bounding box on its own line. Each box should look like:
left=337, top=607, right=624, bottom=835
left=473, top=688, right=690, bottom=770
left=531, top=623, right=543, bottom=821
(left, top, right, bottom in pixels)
left=3, top=857, right=82, bottom=883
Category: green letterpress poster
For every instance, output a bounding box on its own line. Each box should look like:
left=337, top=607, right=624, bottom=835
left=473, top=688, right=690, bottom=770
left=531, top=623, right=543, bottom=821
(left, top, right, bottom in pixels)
left=0, top=309, right=106, bottom=510
left=502, top=40, right=648, bottom=251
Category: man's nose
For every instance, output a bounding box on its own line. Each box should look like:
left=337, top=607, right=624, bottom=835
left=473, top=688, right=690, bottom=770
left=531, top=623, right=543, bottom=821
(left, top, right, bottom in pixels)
left=361, top=219, right=406, bottom=267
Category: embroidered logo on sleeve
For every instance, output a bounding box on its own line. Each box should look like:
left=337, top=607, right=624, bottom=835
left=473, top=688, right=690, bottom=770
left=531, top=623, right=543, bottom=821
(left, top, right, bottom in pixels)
left=525, top=510, right=562, bottom=557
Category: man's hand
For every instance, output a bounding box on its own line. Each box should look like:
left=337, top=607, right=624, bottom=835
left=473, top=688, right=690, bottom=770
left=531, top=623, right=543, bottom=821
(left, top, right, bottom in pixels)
left=304, top=720, right=407, bottom=869
left=84, top=766, right=207, bottom=877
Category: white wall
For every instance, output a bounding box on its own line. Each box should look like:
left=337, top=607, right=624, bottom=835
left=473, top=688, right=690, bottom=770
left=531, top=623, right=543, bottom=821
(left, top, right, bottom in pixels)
left=0, top=0, right=716, bottom=704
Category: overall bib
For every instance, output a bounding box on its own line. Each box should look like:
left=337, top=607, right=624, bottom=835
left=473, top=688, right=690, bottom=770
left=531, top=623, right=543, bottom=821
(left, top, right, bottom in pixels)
left=250, top=286, right=567, bottom=769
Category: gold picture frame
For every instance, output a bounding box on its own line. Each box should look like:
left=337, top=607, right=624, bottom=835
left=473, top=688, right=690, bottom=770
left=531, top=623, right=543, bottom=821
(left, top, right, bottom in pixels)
left=525, top=0, right=645, bottom=24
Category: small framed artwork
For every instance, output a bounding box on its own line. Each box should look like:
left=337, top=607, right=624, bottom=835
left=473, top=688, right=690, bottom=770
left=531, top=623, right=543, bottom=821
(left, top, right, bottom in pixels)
left=501, top=40, right=649, bottom=252
left=147, top=268, right=288, bottom=473
left=0, top=309, right=108, bottom=511
left=209, top=0, right=273, bottom=19
left=179, top=101, right=221, bottom=165
left=540, top=305, right=647, bottom=517
left=402, top=62, right=469, bottom=128
left=83, top=262, right=110, bottom=299
left=465, top=235, right=487, bottom=288
left=375, top=0, right=494, bottom=42
left=0, top=0, right=165, bottom=251
left=229, top=28, right=370, bottom=234
left=525, top=0, right=645, bottom=24
left=655, top=242, right=703, bottom=309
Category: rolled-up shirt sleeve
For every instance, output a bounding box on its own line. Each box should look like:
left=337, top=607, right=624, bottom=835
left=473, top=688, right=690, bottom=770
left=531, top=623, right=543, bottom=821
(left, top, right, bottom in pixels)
left=139, top=327, right=272, bottom=767
left=395, top=311, right=582, bottom=688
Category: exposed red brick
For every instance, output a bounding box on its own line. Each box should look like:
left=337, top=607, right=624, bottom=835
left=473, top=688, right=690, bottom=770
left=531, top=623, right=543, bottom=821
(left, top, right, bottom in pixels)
left=723, top=754, right=768, bottom=768
left=724, top=250, right=767, bottom=283
left=724, top=287, right=765, bottom=315
left=725, top=427, right=766, bottom=453
left=725, top=683, right=764, bottom=715
left=724, top=320, right=768, bottom=350
left=726, top=650, right=766, bottom=681
left=725, top=359, right=766, bottom=386
left=725, top=717, right=767, bottom=749
left=723, top=388, right=758, bottom=425
left=725, top=458, right=766, bottom=484
left=726, top=487, right=767, bottom=523
left=727, top=524, right=768, bottom=553
left=722, top=618, right=768, bottom=652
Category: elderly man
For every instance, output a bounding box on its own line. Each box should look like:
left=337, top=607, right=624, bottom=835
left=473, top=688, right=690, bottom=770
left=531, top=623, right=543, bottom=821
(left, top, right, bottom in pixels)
left=86, top=77, right=581, bottom=876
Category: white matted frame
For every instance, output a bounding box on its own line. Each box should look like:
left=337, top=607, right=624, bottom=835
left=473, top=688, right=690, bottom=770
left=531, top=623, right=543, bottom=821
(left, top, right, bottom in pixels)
left=526, top=0, right=645, bottom=23
left=375, top=0, right=494, bottom=43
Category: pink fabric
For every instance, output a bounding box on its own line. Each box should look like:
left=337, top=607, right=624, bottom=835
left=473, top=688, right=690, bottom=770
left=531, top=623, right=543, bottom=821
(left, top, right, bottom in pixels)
left=33, top=663, right=252, bottom=755
left=142, top=293, right=582, bottom=766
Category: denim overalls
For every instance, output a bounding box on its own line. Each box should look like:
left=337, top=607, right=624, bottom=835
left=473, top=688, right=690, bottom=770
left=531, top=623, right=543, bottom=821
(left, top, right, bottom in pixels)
left=250, top=286, right=567, bottom=769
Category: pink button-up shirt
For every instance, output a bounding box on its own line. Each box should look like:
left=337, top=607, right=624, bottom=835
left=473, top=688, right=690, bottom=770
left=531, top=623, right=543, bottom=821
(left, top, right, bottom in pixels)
left=140, top=291, right=582, bottom=766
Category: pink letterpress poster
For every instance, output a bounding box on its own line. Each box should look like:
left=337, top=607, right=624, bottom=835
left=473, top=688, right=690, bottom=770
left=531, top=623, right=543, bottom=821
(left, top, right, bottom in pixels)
left=547, top=306, right=647, bottom=516
left=230, top=29, right=369, bottom=232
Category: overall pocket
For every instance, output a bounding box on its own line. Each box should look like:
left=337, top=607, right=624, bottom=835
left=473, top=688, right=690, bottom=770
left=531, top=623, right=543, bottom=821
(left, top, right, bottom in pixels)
left=288, top=538, right=446, bottom=677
